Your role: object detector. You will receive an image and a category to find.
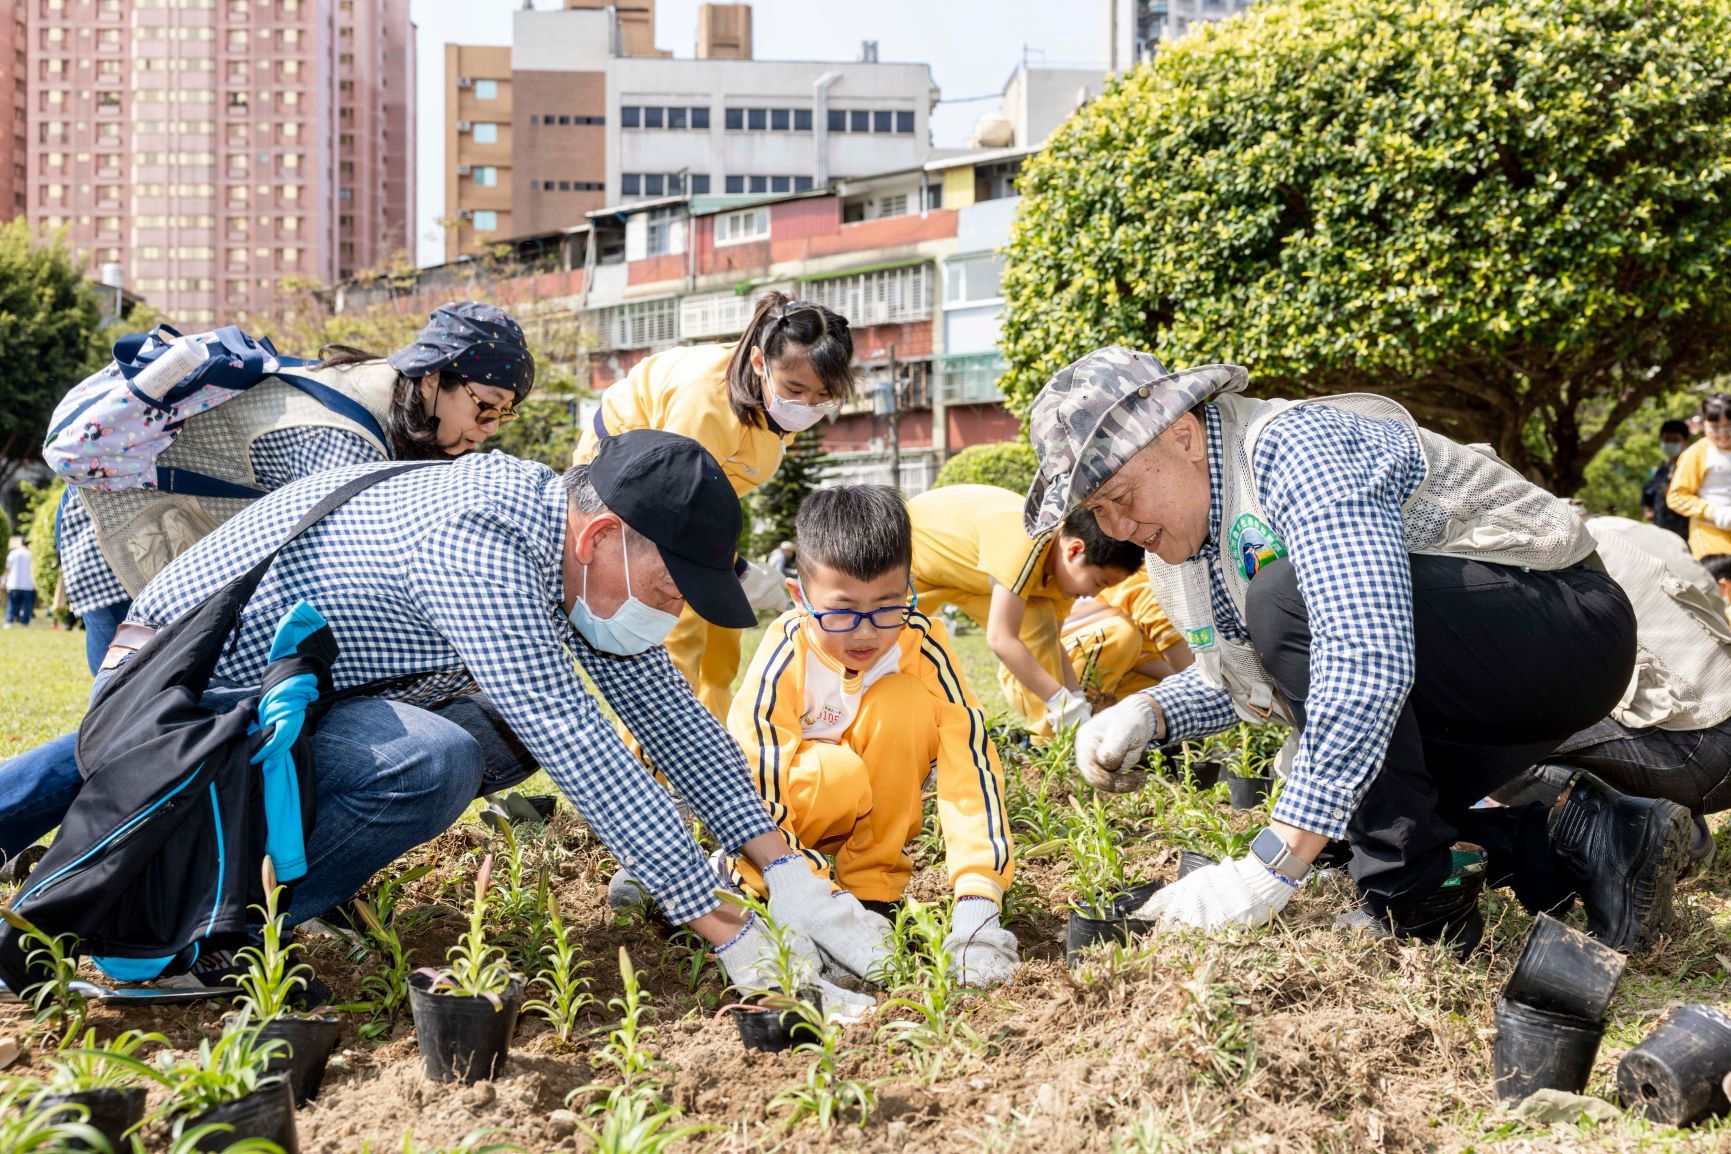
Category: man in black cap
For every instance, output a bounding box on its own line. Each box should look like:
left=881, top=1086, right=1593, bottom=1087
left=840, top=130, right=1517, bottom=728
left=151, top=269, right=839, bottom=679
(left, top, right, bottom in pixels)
left=0, top=432, right=875, bottom=1008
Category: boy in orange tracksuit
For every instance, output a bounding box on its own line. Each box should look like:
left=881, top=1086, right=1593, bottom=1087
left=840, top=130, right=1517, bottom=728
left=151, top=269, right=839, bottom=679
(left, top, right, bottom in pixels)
left=728, top=485, right=1020, bottom=986
left=1061, top=566, right=1193, bottom=702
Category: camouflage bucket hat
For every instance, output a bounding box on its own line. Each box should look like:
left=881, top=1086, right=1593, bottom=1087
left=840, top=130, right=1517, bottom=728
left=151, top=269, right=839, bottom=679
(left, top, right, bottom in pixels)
left=1023, top=345, right=1249, bottom=535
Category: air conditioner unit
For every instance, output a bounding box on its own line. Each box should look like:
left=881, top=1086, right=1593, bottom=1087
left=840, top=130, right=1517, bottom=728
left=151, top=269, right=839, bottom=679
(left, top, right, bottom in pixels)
left=456, top=164, right=472, bottom=175
left=458, top=209, right=473, bottom=220
left=457, top=120, right=472, bottom=132
left=457, top=76, right=473, bottom=89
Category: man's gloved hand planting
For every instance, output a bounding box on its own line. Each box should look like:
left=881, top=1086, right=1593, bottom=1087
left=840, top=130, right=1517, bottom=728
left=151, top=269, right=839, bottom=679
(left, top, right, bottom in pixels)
left=1076, top=696, right=1158, bottom=793
left=1044, top=686, right=1093, bottom=733
left=763, top=853, right=894, bottom=981
left=1129, top=854, right=1298, bottom=930
left=712, top=910, right=876, bottom=1023
left=942, top=896, right=1021, bottom=987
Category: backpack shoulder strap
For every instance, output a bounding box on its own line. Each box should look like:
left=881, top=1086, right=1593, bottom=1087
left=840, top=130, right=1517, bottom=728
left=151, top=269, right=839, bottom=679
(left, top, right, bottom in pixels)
left=271, top=370, right=391, bottom=450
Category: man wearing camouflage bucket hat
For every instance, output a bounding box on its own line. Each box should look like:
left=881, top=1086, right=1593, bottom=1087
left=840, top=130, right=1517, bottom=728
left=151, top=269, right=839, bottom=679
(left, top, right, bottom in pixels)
left=1027, top=345, right=1694, bottom=954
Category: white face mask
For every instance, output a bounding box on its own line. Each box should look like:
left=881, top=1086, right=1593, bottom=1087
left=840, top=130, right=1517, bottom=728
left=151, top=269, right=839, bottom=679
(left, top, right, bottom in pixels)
left=763, top=372, right=839, bottom=432
left=566, top=530, right=680, bottom=656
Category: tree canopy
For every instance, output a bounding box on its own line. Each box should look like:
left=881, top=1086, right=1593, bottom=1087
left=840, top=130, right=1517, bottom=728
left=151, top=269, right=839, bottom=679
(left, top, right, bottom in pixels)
left=999, top=0, right=1731, bottom=493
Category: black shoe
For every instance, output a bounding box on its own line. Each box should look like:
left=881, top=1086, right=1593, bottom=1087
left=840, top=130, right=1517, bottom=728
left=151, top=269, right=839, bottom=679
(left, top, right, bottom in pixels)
left=1548, top=773, right=1692, bottom=952
left=1686, top=814, right=1714, bottom=874
left=1338, top=849, right=1486, bottom=958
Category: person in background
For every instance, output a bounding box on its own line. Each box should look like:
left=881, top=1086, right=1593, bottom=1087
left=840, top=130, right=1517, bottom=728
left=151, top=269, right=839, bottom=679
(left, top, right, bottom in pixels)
left=4, top=536, right=34, bottom=628
left=1666, top=393, right=1731, bottom=560
left=57, top=302, right=534, bottom=674
left=1643, top=419, right=1692, bottom=540
left=1060, top=566, right=1193, bottom=704
left=1703, top=554, right=1731, bottom=626
left=765, top=539, right=799, bottom=579
left=908, top=484, right=1143, bottom=740
left=573, top=292, right=855, bottom=721
left=729, top=485, right=1019, bottom=986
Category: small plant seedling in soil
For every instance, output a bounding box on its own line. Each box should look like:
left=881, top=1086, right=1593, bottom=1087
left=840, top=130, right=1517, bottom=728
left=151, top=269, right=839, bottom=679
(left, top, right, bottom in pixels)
left=1066, top=796, right=1132, bottom=919
left=47, top=1026, right=167, bottom=1093
left=876, top=899, right=984, bottom=1084
left=0, top=906, right=88, bottom=1048
left=235, top=856, right=320, bottom=1023
left=770, top=1010, right=879, bottom=1130
left=331, top=861, right=434, bottom=1040
left=78, top=1009, right=290, bottom=1139
left=417, top=854, right=516, bottom=1005
left=521, top=883, right=595, bottom=1046
left=0, top=1080, right=112, bottom=1153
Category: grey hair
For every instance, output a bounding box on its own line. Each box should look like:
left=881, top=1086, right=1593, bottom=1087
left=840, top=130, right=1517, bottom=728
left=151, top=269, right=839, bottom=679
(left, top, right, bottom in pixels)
left=562, top=463, right=608, bottom=515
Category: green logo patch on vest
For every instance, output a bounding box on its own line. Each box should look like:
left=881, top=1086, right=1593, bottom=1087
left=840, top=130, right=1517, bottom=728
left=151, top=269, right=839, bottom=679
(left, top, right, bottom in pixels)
left=1183, top=625, right=1215, bottom=650
left=1228, top=513, right=1287, bottom=581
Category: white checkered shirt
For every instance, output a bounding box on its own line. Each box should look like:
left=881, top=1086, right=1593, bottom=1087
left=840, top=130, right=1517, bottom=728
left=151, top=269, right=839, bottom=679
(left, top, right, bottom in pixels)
left=130, top=451, right=776, bottom=922
left=1145, top=403, right=1425, bottom=840
left=58, top=427, right=382, bottom=615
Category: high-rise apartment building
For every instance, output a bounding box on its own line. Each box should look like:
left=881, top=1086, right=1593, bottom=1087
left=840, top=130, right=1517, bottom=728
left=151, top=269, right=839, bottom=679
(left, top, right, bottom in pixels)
left=1103, top=0, right=1257, bottom=71
left=444, top=43, right=513, bottom=263
left=0, top=0, right=25, bottom=219
left=26, top=0, right=414, bottom=327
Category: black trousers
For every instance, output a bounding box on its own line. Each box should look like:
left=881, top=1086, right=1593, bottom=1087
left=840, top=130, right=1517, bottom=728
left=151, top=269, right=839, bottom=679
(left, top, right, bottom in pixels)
left=1244, top=554, right=1637, bottom=913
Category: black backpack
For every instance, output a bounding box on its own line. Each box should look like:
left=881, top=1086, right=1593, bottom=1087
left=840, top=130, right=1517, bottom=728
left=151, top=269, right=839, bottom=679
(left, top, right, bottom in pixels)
left=0, top=463, right=440, bottom=990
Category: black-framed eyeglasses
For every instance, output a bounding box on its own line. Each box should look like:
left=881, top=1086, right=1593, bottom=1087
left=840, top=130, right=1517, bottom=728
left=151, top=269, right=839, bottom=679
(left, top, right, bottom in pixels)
left=796, top=577, right=918, bottom=632
left=460, top=379, right=518, bottom=424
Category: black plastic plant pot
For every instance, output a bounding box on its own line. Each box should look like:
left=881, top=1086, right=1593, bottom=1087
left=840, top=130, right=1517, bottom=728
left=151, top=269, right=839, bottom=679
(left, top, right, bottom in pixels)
left=188, top=1078, right=299, bottom=1153
left=259, top=1014, right=342, bottom=1106
left=41, top=1086, right=146, bottom=1152
left=1492, top=998, right=1603, bottom=1101
left=730, top=987, right=825, bottom=1053
left=1177, top=851, right=1218, bottom=880
left=1065, top=881, right=1162, bottom=967
left=1503, top=912, right=1627, bottom=1023
left=523, top=794, right=558, bottom=821
left=1616, top=1003, right=1731, bottom=1126
left=407, top=974, right=524, bottom=1084
left=1182, top=758, right=1224, bottom=790
left=1227, top=774, right=1274, bottom=810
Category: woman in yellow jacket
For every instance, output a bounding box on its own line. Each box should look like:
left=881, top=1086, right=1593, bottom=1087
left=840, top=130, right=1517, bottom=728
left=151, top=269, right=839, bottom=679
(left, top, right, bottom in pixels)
left=574, top=292, right=856, bottom=718
left=1666, top=393, right=1731, bottom=559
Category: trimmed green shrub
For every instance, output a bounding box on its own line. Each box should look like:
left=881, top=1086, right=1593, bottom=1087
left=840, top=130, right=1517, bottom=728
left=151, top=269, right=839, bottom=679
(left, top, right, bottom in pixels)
left=933, top=442, right=1039, bottom=495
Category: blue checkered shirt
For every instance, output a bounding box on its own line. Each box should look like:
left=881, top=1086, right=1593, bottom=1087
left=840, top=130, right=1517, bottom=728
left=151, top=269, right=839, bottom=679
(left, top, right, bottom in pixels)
left=130, top=452, right=776, bottom=922
left=1145, top=403, right=1425, bottom=840
left=58, top=427, right=382, bottom=615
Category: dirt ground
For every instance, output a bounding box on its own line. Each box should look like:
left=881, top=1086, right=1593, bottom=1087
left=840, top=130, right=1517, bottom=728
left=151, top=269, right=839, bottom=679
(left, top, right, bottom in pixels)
left=7, top=736, right=1731, bottom=1153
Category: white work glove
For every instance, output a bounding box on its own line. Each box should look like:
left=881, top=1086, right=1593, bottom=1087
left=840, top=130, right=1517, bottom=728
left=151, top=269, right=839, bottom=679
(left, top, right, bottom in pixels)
left=1129, top=853, right=1298, bottom=931
left=1044, top=686, right=1093, bottom=733
left=1711, top=504, right=1731, bottom=530
left=1075, top=696, right=1158, bottom=793
left=763, top=855, right=893, bottom=982
left=942, top=896, right=1021, bottom=987
left=713, top=913, right=875, bottom=1023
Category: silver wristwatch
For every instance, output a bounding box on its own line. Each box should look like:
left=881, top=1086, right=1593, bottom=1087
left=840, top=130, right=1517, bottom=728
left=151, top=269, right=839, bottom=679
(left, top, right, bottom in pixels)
left=1251, top=827, right=1310, bottom=883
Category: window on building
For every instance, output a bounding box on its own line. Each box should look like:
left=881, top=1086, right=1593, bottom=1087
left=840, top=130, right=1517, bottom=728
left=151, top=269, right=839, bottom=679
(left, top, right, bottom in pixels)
left=944, top=254, right=1005, bottom=304
left=644, top=106, right=663, bottom=129
left=474, top=79, right=497, bottom=100
left=827, top=110, right=845, bottom=133
left=896, top=110, right=915, bottom=134
left=747, top=108, right=767, bottom=131
left=690, top=174, right=710, bottom=195
left=529, top=115, right=538, bottom=125
left=794, top=108, right=812, bottom=131
left=668, top=106, right=686, bottom=130
left=692, top=107, right=710, bottom=129
left=472, top=122, right=497, bottom=143
left=558, top=115, right=570, bottom=125
left=644, top=173, right=664, bottom=197
left=715, top=206, right=769, bottom=246
left=770, top=108, right=788, bottom=131
left=770, top=175, right=790, bottom=193
left=474, top=165, right=497, bottom=187
left=975, top=158, right=1024, bottom=202
left=794, top=176, right=814, bottom=192
left=725, top=175, right=744, bottom=194
left=473, top=210, right=497, bottom=231
left=725, top=108, right=743, bottom=131
left=849, top=109, right=870, bottom=133
left=873, top=110, right=892, bottom=133
left=749, top=175, right=768, bottom=194
left=622, top=173, right=641, bottom=196
left=621, top=106, right=640, bottom=128
left=646, top=208, right=678, bottom=257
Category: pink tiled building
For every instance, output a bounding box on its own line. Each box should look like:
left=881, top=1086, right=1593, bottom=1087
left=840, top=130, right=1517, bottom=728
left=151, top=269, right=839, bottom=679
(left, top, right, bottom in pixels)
left=25, top=0, right=414, bottom=326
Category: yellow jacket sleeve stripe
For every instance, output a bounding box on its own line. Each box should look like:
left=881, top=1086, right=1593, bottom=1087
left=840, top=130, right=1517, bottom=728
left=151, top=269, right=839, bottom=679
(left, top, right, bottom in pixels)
left=915, top=619, right=1012, bottom=874
left=745, top=620, right=803, bottom=827
left=1009, top=532, right=1052, bottom=598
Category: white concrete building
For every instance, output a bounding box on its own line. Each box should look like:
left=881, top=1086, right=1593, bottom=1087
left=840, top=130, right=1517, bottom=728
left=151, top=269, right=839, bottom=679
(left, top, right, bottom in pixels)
left=1103, top=0, right=1258, bottom=71
left=607, top=52, right=939, bottom=204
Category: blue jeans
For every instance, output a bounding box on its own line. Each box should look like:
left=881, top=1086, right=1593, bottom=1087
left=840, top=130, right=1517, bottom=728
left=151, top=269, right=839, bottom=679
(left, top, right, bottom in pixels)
left=6, top=590, right=34, bottom=625
left=0, top=687, right=537, bottom=924
left=78, top=599, right=132, bottom=676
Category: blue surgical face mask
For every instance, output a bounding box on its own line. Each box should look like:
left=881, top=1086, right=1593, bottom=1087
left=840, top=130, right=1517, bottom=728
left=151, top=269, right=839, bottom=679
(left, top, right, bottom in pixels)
left=1662, top=440, right=1685, bottom=460
left=566, top=531, right=680, bottom=656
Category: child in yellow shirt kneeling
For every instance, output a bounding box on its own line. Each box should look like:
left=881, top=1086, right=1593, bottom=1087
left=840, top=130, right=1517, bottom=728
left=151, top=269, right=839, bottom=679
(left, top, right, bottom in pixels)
left=728, top=485, right=1020, bottom=987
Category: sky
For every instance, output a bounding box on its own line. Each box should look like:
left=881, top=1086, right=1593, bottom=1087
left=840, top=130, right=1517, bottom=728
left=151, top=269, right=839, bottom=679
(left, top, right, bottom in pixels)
left=408, top=0, right=1106, bottom=265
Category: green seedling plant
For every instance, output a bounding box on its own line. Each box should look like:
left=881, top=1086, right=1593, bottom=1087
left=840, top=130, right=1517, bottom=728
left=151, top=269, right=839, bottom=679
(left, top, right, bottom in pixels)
left=572, top=947, right=666, bottom=1107
left=712, top=889, right=816, bottom=1015
left=82, top=1009, right=289, bottom=1135
left=365, top=1127, right=523, bottom=1154
left=0, top=1081, right=111, bottom=1153
left=521, top=885, right=594, bottom=1045
left=417, top=854, right=515, bottom=1007
left=876, top=898, right=982, bottom=1084
left=1067, top=796, right=1130, bottom=919
left=162, top=1125, right=286, bottom=1154
left=769, top=1011, right=878, bottom=1130
left=0, top=906, right=87, bottom=1047
left=656, top=924, right=724, bottom=1004
left=573, top=1086, right=717, bottom=1154
left=234, top=856, right=317, bottom=1023
left=331, top=861, right=433, bottom=1040
left=47, top=1027, right=168, bottom=1096
left=486, top=826, right=550, bottom=974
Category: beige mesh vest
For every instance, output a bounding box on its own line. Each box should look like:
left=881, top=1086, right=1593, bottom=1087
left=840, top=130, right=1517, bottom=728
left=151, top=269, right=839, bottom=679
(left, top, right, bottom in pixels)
left=79, top=361, right=398, bottom=595
left=1587, top=517, right=1731, bottom=731
left=1143, top=386, right=1597, bottom=727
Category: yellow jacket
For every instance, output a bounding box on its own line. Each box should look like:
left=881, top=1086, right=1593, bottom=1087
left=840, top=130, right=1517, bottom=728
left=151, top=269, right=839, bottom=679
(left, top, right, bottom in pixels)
left=728, top=608, right=1014, bottom=902
left=908, top=484, right=1067, bottom=625
left=574, top=342, right=791, bottom=497
left=1665, top=439, right=1731, bottom=558
left=1093, top=568, right=1183, bottom=655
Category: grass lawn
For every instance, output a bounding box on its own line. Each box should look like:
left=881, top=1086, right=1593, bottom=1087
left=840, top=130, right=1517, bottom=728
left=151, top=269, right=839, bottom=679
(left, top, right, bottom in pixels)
left=0, top=623, right=91, bottom=756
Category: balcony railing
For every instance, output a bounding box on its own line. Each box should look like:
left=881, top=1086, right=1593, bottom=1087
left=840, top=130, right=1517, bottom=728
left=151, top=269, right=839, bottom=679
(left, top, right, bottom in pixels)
left=820, top=449, right=941, bottom=497
left=932, top=351, right=1007, bottom=405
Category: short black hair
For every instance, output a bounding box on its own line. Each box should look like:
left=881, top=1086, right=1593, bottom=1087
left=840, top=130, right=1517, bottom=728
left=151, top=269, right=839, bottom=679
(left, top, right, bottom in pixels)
left=795, top=485, right=912, bottom=583
left=1660, top=419, right=1690, bottom=439
left=1059, top=506, right=1144, bottom=572
left=1701, top=553, right=1731, bottom=584
left=1703, top=394, right=1731, bottom=423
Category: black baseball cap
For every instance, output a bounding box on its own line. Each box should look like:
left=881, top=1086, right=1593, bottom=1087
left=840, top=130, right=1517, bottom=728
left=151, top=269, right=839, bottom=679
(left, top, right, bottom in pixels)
left=589, top=429, right=754, bottom=628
